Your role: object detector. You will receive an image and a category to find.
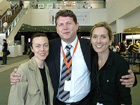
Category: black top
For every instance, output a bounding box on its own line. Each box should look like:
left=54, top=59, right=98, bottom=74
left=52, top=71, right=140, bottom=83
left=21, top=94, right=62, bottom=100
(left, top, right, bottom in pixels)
left=3, top=43, right=7, bottom=52
left=91, top=50, right=132, bottom=105
left=39, top=67, right=48, bottom=105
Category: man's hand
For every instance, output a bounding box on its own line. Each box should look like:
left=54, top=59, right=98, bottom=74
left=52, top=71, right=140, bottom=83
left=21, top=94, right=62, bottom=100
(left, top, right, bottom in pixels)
left=10, top=68, right=21, bottom=85
left=120, top=69, right=135, bottom=88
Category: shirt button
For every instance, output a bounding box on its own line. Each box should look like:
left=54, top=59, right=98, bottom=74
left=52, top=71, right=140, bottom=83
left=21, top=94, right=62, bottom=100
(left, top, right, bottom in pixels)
left=107, top=80, right=109, bottom=82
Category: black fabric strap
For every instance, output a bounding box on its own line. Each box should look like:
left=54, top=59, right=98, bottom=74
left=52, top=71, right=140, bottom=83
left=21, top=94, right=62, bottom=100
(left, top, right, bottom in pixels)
left=39, top=67, right=48, bottom=105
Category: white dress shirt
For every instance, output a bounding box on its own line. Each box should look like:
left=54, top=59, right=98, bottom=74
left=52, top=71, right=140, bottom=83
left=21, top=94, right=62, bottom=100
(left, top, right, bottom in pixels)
left=57, top=36, right=91, bottom=103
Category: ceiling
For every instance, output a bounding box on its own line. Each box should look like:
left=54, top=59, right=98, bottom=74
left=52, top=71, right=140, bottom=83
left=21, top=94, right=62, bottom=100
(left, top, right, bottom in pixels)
left=123, top=25, right=140, bottom=33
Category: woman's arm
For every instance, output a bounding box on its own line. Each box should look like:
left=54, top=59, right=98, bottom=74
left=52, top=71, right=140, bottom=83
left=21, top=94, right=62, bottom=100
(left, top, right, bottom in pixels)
left=116, top=60, right=132, bottom=105
left=8, top=66, right=28, bottom=105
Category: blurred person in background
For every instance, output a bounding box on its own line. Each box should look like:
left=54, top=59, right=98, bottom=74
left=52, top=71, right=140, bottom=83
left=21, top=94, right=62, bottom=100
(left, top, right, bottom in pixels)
left=19, top=0, right=23, bottom=9
left=7, top=8, right=12, bottom=23
left=0, top=39, right=8, bottom=65
left=120, top=39, right=127, bottom=56
left=110, top=42, right=120, bottom=53
left=2, top=21, right=8, bottom=32
left=127, top=41, right=133, bottom=64
left=131, top=40, right=140, bottom=66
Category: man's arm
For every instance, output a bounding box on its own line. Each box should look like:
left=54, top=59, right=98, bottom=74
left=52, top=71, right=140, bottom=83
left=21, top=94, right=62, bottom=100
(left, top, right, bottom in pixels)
left=120, top=69, right=137, bottom=87
left=11, top=68, right=137, bottom=87
left=2, top=45, right=4, bottom=51
left=10, top=68, right=21, bottom=85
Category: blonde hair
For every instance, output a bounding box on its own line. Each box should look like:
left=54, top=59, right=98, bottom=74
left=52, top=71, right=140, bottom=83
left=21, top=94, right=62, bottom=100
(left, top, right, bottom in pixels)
left=90, top=21, right=113, bottom=40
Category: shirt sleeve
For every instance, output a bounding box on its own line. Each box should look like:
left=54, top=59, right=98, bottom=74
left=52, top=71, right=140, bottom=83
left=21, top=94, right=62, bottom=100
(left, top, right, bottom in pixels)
left=116, top=60, right=132, bottom=105
left=8, top=65, right=28, bottom=105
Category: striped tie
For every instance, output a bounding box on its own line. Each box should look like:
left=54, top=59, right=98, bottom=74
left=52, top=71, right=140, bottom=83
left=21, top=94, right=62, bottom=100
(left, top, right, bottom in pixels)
left=59, top=45, right=72, bottom=102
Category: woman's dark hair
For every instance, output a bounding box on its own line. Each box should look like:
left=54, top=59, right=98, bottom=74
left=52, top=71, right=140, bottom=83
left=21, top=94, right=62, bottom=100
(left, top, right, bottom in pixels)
left=29, top=33, right=48, bottom=59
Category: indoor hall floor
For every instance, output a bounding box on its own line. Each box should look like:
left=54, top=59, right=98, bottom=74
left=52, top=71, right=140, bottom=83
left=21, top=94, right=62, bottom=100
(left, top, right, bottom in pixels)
left=0, top=55, right=140, bottom=105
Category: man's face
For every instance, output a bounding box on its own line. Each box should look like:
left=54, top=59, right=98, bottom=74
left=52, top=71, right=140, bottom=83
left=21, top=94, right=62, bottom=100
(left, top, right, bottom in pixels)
left=56, top=16, right=79, bottom=44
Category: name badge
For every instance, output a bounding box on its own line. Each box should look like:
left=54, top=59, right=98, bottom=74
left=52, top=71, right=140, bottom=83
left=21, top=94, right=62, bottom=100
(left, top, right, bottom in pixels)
left=64, top=80, right=71, bottom=91
left=97, top=102, right=103, bottom=105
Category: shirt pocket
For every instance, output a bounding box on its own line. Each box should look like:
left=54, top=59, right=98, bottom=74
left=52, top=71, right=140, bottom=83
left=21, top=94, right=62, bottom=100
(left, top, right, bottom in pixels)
left=26, top=87, right=43, bottom=105
left=103, top=78, right=116, bottom=92
left=28, top=87, right=41, bottom=96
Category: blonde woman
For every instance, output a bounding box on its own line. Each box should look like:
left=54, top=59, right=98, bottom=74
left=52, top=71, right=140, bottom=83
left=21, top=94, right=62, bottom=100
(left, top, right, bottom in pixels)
left=90, top=22, right=132, bottom=105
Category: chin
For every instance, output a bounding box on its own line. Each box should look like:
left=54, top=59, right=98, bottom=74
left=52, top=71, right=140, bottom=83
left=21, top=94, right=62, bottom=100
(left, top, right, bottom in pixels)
left=40, top=58, right=46, bottom=61
left=39, top=56, right=47, bottom=61
left=94, top=49, right=103, bottom=53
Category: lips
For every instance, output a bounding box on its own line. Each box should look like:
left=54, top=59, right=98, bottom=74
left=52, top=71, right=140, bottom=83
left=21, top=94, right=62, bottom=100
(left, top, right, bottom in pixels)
left=40, top=53, right=46, bottom=56
left=63, top=31, right=70, bottom=34
left=62, top=30, right=70, bottom=33
left=96, top=45, right=102, bottom=48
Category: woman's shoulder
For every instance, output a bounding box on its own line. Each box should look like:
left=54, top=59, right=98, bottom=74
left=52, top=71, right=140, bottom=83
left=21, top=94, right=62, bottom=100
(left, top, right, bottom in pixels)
left=17, top=60, right=30, bottom=73
left=110, top=51, right=127, bottom=63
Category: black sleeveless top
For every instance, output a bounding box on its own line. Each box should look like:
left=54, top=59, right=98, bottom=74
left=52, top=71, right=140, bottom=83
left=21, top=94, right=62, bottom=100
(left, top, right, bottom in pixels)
left=39, top=67, right=48, bottom=105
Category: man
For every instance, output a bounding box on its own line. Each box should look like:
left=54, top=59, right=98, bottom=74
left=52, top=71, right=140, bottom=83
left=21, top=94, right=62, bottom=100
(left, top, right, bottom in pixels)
left=6, top=8, right=12, bottom=23
left=10, top=10, right=136, bottom=105
left=0, top=39, right=8, bottom=65
left=131, top=40, right=140, bottom=65
left=120, top=39, right=127, bottom=55
left=2, top=22, right=8, bottom=32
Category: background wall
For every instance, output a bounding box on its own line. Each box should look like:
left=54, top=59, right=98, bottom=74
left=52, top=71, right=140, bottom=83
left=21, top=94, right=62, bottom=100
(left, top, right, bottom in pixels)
left=24, top=8, right=107, bottom=26
left=106, top=0, right=140, bottom=33
left=0, top=0, right=10, bottom=15
left=106, top=0, right=140, bottom=24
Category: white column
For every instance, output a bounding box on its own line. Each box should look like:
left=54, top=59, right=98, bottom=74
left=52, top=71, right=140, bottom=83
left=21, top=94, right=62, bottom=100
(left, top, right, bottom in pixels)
left=116, top=19, right=124, bottom=42
left=116, top=19, right=124, bottom=33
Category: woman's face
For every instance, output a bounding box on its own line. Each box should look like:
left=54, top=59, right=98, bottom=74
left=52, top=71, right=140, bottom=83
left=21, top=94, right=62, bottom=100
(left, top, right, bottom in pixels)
left=31, top=37, right=49, bottom=61
left=91, top=27, right=112, bottom=54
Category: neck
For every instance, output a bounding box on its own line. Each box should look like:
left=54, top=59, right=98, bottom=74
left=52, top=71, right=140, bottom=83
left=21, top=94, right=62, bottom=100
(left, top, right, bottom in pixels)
left=35, top=58, right=45, bottom=69
left=98, top=49, right=109, bottom=70
left=63, top=35, right=77, bottom=44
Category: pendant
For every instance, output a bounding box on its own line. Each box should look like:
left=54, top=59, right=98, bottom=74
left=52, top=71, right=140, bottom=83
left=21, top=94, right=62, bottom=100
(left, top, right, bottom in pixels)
left=67, top=70, right=70, bottom=73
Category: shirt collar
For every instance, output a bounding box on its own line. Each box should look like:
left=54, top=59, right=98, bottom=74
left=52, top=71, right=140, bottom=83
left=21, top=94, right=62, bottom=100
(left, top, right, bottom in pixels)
left=61, top=36, right=77, bottom=50
left=93, top=50, right=114, bottom=67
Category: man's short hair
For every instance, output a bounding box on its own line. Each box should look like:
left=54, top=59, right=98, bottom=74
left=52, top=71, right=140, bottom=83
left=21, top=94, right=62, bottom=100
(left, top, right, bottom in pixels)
left=3, top=39, right=6, bottom=41
left=55, top=9, right=77, bottom=26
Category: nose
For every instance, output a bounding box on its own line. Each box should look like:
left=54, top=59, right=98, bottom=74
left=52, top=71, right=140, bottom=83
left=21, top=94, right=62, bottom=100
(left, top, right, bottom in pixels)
left=40, top=46, right=45, bottom=51
left=97, top=37, right=101, bottom=43
left=63, top=24, right=68, bottom=30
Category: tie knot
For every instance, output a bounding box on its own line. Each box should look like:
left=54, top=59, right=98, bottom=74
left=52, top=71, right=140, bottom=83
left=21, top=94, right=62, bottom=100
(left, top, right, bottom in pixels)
left=66, top=45, right=72, bottom=51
